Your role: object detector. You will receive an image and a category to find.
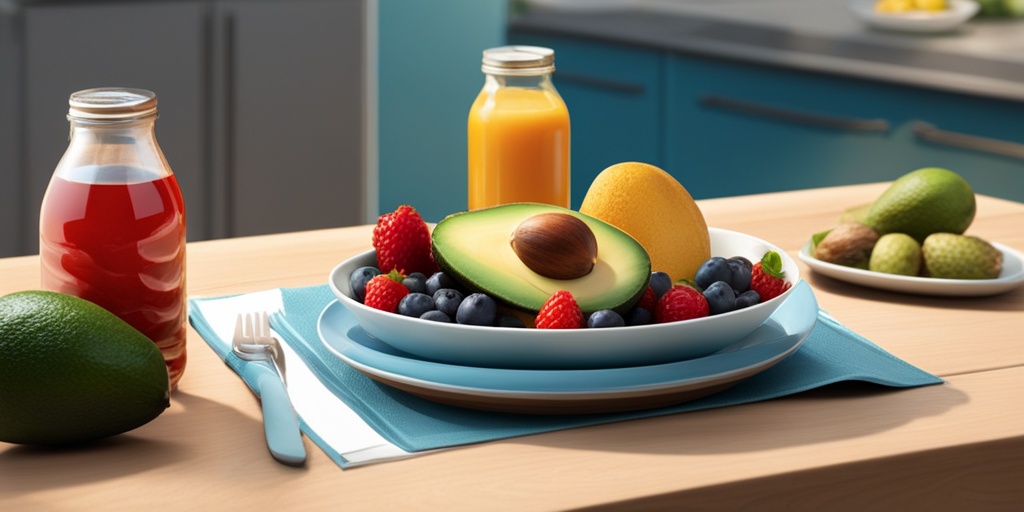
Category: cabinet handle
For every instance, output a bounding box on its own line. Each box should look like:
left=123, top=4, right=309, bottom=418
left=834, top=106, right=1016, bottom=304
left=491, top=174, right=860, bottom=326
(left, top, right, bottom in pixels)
left=699, top=95, right=889, bottom=133
left=912, top=122, right=1024, bottom=160
left=555, top=72, right=645, bottom=95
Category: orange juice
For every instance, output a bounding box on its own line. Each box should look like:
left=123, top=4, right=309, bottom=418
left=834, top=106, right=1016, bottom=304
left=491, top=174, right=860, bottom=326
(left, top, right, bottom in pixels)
left=468, top=46, right=570, bottom=210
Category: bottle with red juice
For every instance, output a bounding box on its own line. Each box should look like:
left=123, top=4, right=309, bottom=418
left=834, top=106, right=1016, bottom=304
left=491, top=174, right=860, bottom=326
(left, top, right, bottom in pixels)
left=39, top=88, right=187, bottom=389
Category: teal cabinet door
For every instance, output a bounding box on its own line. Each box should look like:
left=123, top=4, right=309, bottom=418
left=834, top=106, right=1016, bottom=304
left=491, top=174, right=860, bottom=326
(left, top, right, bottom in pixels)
left=665, top=55, right=1024, bottom=202
left=509, top=33, right=665, bottom=208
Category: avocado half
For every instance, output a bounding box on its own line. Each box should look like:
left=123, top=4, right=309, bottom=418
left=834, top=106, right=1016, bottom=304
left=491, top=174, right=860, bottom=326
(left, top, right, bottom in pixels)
left=431, top=203, right=651, bottom=314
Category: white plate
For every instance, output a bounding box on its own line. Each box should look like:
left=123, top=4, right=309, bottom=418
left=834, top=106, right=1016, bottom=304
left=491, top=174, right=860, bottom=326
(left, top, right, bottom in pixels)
left=329, top=228, right=800, bottom=370
left=848, top=0, right=979, bottom=33
left=799, top=240, right=1024, bottom=297
left=318, top=281, right=818, bottom=414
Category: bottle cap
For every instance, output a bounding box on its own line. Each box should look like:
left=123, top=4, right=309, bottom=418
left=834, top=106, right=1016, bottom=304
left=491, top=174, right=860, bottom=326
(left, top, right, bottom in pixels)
left=68, top=88, right=158, bottom=121
left=481, top=46, right=555, bottom=75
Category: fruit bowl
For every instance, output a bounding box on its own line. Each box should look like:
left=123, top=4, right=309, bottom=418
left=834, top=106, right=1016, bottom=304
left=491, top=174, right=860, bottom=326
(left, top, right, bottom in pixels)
left=327, top=228, right=801, bottom=370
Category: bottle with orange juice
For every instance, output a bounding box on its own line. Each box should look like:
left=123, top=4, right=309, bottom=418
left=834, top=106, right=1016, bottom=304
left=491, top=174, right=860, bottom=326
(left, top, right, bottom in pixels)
left=468, top=46, right=570, bottom=210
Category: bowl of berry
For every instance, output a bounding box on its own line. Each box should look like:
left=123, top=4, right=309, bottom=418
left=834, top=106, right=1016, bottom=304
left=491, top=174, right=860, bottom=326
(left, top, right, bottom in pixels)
left=327, top=203, right=801, bottom=370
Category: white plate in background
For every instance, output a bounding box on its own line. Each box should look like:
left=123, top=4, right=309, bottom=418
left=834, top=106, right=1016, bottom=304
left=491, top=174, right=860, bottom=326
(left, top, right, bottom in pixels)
left=848, top=0, right=980, bottom=33
left=799, top=240, right=1024, bottom=296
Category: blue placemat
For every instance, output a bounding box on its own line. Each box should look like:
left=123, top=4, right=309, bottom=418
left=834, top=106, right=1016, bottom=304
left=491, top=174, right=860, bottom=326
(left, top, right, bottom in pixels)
left=192, top=283, right=941, bottom=458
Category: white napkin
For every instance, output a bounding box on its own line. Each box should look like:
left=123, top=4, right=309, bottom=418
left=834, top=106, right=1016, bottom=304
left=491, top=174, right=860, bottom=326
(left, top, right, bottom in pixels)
left=191, top=289, right=415, bottom=467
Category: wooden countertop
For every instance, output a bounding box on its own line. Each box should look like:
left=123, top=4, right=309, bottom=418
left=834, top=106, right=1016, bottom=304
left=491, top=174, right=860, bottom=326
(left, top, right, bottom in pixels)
left=2, top=183, right=1022, bottom=510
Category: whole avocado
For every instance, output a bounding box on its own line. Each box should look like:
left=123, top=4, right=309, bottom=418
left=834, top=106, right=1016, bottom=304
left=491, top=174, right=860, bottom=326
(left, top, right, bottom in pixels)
left=864, top=167, right=976, bottom=243
left=0, top=291, right=170, bottom=445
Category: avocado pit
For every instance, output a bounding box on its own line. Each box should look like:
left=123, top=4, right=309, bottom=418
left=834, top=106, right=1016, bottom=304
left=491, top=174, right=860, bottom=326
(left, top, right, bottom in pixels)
left=510, top=212, right=598, bottom=280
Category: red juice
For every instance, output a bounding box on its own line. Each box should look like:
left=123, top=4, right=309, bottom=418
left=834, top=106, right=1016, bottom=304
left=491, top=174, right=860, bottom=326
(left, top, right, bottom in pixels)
left=40, top=166, right=187, bottom=388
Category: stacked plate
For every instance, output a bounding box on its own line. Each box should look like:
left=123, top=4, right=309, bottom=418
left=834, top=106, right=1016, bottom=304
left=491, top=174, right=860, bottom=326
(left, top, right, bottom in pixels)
left=320, top=229, right=818, bottom=414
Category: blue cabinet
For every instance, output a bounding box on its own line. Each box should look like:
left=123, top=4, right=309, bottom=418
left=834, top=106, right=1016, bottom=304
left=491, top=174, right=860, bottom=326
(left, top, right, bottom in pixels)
left=510, top=30, right=1024, bottom=204
left=665, top=55, right=1024, bottom=202
left=508, top=33, right=665, bottom=209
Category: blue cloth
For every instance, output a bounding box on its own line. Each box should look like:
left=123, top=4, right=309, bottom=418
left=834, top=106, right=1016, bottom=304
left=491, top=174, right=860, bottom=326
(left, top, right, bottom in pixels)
left=191, top=284, right=941, bottom=456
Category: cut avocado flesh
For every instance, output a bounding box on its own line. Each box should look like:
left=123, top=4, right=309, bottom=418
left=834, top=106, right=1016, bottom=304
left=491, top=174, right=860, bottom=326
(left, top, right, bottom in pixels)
left=431, top=203, right=651, bottom=314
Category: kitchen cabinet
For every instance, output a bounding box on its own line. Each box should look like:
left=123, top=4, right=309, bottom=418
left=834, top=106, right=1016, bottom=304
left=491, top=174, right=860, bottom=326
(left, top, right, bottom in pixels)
left=508, top=30, right=1024, bottom=204
left=20, top=1, right=208, bottom=257
left=211, top=0, right=365, bottom=238
left=1, top=0, right=366, bottom=257
left=665, top=54, right=1024, bottom=201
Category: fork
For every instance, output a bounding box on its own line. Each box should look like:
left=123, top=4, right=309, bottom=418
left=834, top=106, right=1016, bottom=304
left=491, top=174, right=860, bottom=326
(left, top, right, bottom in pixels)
left=233, top=312, right=306, bottom=465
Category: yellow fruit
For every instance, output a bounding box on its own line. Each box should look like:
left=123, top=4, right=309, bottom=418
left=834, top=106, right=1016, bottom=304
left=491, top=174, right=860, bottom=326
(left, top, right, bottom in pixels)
left=915, top=0, right=947, bottom=11
left=0, top=291, right=170, bottom=445
left=579, top=162, right=710, bottom=282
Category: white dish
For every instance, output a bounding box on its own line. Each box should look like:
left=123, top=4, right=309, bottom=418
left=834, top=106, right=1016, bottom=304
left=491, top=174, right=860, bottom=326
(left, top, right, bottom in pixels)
left=799, top=240, right=1024, bottom=297
left=848, top=0, right=980, bottom=33
left=318, top=281, right=818, bottom=414
left=328, top=228, right=800, bottom=370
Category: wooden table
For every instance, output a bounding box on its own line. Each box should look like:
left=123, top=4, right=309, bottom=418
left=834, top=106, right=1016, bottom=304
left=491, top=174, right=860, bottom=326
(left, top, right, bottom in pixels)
left=2, top=183, right=1022, bottom=511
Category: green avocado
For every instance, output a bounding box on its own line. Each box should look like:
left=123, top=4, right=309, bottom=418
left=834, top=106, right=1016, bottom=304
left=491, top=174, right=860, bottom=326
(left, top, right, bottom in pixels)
left=431, top=203, right=651, bottom=314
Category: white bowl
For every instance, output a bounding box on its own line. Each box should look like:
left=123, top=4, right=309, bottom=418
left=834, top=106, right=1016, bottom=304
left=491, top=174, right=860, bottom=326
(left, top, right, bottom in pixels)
left=327, top=227, right=801, bottom=370
left=848, top=0, right=979, bottom=33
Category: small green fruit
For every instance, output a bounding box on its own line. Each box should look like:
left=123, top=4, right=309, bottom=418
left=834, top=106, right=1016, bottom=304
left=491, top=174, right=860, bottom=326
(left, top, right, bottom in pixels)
left=864, top=167, right=976, bottom=243
left=0, top=291, right=170, bottom=445
left=922, top=233, right=1003, bottom=280
left=869, top=233, right=922, bottom=276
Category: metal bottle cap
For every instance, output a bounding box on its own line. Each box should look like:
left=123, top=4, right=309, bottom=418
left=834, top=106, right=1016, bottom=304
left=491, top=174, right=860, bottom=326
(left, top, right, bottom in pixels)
left=481, top=46, right=555, bottom=75
left=68, top=88, right=158, bottom=121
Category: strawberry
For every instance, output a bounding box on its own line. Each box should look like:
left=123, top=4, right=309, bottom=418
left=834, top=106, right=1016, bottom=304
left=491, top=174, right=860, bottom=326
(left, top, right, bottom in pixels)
left=372, top=205, right=438, bottom=275
left=655, top=284, right=709, bottom=323
left=636, top=285, right=658, bottom=311
left=535, top=290, right=584, bottom=329
left=363, top=270, right=409, bottom=313
left=750, top=251, right=791, bottom=302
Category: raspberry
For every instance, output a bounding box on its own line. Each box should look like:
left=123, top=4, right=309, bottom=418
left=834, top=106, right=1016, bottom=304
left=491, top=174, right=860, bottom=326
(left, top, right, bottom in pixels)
left=635, top=285, right=657, bottom=311
left=372, top=205, right=438, bottom=276
left=655, top=285, right=709, bottom=323
left=750, top=251, right=791, bottom=302
left=535, top=291, right=584, bottom=329
left=363, top=270, right=409, bottom=313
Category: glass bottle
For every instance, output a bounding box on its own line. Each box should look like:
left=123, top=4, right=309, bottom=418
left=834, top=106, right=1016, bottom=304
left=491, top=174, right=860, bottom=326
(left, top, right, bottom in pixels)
left=40, top=88, right=187, bottom=389
left=468, top=46, right=570, bottom=210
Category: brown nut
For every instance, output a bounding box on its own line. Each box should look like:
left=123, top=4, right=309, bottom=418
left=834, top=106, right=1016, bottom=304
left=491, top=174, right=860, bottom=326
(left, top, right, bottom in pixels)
left=510, top=213, right=598, bottom=280
left=813, top=222, right=880, bottom=268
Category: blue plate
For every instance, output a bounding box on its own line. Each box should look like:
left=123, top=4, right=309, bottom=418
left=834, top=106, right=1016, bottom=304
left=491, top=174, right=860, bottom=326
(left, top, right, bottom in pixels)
left=318, top=281, right=819, bottom=414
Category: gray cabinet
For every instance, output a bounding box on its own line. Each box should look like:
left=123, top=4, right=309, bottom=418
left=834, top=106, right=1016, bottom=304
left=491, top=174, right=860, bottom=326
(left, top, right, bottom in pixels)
left=1, top=0, right=366, bottom=257
left=21, top=1, right=208, bottom=256
left=212, top=0, right=365, bottom=238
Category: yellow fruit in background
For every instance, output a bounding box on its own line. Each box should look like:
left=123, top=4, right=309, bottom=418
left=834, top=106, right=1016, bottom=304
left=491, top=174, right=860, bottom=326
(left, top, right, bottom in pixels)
left=579, top=162, right=710, bottom=282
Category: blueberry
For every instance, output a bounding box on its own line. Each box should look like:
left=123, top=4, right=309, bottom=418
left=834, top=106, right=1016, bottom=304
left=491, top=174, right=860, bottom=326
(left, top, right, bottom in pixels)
left=349, top=266, right=380, bottom=302
left=425, top=272, right=457, bottom=296
left=727, top=258, right=752, bottom=293
left=703, top=281, right=736, bottom=315
left=498, top=315, right=526, bottom=328
left=694, top=257, right=731, bottom=290
left=456, top=293, right=497, bottom=326
left=398, top=292, right=434, bottom=317
left=734, top=290, right=761, bottom=310
left=432, top=288, right=464, bottom=317
left=729, top=256, right=753, bottom=271
left=402, top=272, right=428, bottom=294
left=650, top=271, right=672, bottom=298
left=587, top=310, right=625, bottom=328
left=626, top=307, right=653, bottom=326
left=420, top=310, right=451, bottom=323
